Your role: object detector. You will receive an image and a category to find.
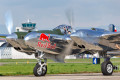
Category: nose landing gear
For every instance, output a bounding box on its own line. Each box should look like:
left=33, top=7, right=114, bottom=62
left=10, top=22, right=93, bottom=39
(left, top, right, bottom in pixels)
left=33, top=61, right=47, bottom=76
left=33, top=51, right=47, bottom=76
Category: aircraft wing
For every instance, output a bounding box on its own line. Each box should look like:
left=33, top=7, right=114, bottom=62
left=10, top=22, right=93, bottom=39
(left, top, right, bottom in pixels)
left=70, top=32, right=120, bottom=51
left=101, top=32, right=120, bottom=43
left=0, top=34, right=9, bottom=38
left=70, top=36, right=103, bottom=50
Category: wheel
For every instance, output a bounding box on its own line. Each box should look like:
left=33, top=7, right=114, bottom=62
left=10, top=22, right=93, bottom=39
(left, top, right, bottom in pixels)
left=33, top=62, right=47, bottom=76
left=101, top=61, right=113, bottom=75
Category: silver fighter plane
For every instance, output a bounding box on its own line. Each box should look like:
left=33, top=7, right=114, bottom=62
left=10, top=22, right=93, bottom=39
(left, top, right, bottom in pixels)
left=1, top=23, right=120, bottom=76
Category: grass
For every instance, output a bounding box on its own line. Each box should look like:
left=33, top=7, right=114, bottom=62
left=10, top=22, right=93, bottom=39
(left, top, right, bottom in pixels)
left=0, top=63, right=101, bottom=76
left=0, top=58, right=120, bottom=76
left=47, top=63, right=101, bottom=74
left=0, top=63, right=35, bottom=76
left=0, top=58, right=119, bottom=63
left=0, top=59, right=53, bottom=62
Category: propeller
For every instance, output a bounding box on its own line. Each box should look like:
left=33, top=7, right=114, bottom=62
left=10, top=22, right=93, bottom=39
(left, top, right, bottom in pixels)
left=56, top=41, right=74, bottom=62
left=65, top=9, right=76, bottom=32
left=54, top=9, right=76, bottom=62
left=65, top=9, right=74, bottom=27
left=5, top=11, right=13, bottom=34
left=4, top=11, right=17, bottom=46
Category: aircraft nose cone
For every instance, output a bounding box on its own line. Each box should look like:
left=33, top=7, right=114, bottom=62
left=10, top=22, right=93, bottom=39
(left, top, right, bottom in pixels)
left=24, top=32, right=39, bottom=47
left=24, top=32, right=38, bottom=41
left=6, top=33, right=18, bottom=45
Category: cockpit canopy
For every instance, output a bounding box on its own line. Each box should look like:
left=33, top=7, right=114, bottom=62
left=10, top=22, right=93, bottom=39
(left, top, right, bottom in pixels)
left=53, top=24, right=72, bottom=35
left=91, top=28, right=107, bottom=32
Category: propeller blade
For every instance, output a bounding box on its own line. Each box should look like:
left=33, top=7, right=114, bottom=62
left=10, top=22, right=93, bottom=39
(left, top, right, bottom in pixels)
left=63, top=41, right=74, bottom=55
left=65, top=9, right=76, bottom=32
left=56, top=41, right=74, bottom=62
left=65, top=9, right=74, bottom=27
left=5, top=11, right=13, bottom=34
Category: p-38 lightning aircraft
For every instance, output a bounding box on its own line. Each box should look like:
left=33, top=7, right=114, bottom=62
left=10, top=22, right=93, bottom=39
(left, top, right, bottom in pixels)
left=1, top=12, right=120, bottom=76
left=1, top=21, right=120, bottom=76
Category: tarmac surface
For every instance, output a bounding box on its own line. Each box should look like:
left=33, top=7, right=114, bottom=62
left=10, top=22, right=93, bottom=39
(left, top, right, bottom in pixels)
left=0, top=73, right=120, bottom=80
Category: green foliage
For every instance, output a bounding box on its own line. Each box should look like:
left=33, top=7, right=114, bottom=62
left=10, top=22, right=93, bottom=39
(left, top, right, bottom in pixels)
left=37, top=29, right=64, bottom=35
left=15, top=32, right=28, bottom=39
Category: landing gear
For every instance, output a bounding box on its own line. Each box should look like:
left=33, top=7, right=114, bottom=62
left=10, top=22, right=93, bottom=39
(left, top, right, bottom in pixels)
left=101, top=57, right=113, bottom=75
left=33, top=51, right=47, bottom=76
left=33, top=62, right=47, bottom=76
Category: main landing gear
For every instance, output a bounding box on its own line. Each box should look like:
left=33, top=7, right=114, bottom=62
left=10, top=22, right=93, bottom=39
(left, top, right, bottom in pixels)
left=33, top=51, right=116, bottom=76
left=33, top=51, right=47, bottom=76
left=101, top=57, right=113, bottom=75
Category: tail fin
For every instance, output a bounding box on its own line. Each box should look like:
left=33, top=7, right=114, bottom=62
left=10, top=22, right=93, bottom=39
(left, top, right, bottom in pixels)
left=108, top=24, right=117, bottom=32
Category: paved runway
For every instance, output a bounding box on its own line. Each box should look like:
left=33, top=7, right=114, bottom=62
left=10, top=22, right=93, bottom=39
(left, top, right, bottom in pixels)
left=0, top=73, right=120, bottom=80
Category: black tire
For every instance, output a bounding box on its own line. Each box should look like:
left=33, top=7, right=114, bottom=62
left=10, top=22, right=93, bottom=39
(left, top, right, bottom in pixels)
left=101, top=61, right=113, bottom=75
left=33, top=62, right=47, bottom=76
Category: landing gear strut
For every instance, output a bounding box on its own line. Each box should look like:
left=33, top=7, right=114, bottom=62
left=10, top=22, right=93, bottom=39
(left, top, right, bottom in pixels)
left=33, top=51, right=47, bottom=76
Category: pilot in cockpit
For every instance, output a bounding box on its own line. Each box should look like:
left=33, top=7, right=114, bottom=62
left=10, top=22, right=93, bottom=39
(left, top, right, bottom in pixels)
left=64, top=27, right=67, bottom=34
